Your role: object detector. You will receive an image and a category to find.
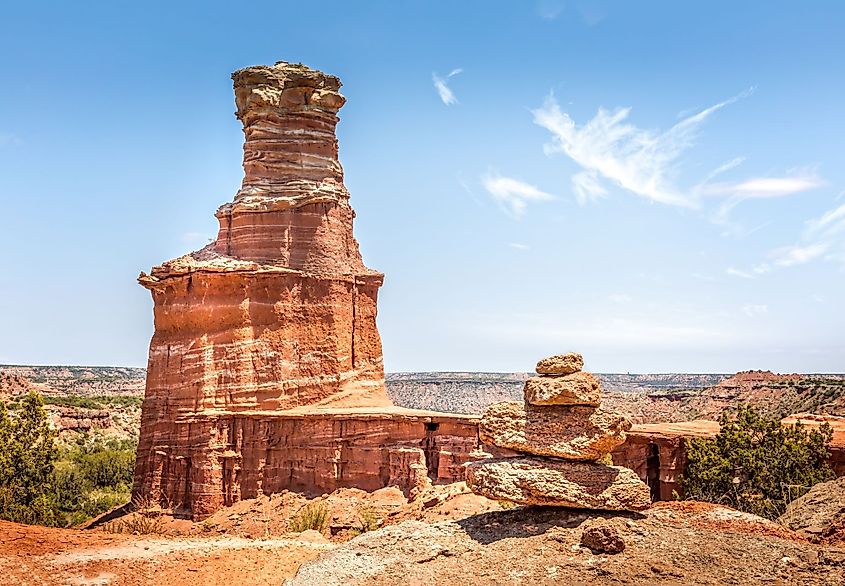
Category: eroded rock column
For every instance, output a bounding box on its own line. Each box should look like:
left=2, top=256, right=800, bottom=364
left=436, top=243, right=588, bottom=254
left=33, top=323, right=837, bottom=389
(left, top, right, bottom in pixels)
left=134, top=62, right=391, bottom=510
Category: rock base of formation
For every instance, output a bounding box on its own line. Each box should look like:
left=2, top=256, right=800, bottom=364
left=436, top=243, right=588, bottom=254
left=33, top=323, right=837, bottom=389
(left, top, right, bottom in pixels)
left=465, top=457, right=651, bottom=510
left=138, top=409, right=484, bottom=518
left=467, top=353, right=650, bottom=511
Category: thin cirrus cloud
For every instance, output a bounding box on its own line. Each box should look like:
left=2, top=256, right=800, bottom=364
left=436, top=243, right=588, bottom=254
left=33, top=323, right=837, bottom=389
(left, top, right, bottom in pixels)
left=728, top=201, right=845, bottom=277
left=482, top=173, right=556, bottom=218
left=432, top=68, right=463, bottom=106
left=531, top=90, right=754, bottom=208
left=742, top=304, right=768, bottom=317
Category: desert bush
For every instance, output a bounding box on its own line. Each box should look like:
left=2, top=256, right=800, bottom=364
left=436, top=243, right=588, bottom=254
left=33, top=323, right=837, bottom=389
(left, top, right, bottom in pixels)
left=0, top=392, right=137, bottom=527
left=43, top=395, right=143, bottom=410
left=77, top=448, right=135, bottom=489
left=101, top=496, right=166, bottom=535
left=0, top=392, right=59, bottom=525
left=349, top=506, right=379, bottom=536
left=682, top=405, right=833, bottom=519
left=289, top=501, right=329, bottom=533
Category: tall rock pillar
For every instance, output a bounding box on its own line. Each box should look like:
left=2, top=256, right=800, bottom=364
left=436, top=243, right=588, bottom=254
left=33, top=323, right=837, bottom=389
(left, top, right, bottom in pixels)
left=134, top=62, right=390, bottom=508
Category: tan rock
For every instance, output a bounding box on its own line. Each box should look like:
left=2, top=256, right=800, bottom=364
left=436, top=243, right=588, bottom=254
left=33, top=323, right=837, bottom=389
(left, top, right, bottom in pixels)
left=465, top=457, right=651, bottom=510
left=524, top=372, right=601, bottom=406
left=580, top=521, right=626, bottom=553
left=297, top=529, right=329, bottom=544
left=479, top=401, right=630, bottom=460
left=535, top=352, right=584, bottom=375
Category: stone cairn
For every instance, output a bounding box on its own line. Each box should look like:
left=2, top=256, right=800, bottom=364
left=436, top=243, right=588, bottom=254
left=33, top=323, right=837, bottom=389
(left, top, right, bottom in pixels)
left=466, top=353, right=651, bottom=511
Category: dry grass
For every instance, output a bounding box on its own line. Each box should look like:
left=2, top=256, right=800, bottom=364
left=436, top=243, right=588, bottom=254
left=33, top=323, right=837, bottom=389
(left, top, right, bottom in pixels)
left=288, top=501, right=329, bottom=533
left=101, top=495, right=166, bottom=535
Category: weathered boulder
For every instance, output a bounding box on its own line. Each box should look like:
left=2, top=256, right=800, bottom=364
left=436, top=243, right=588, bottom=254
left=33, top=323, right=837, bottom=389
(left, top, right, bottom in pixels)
left=580, top=520, right=626, bottom=553
left=479, top=401, right=630, bottom=460
left=778, top=475, right=845, bottom=546
left=535, top=352, right=584, bottom=375
left=524, top=372, right=601, bottom=406
left=465, top=457, right=651, bottom=510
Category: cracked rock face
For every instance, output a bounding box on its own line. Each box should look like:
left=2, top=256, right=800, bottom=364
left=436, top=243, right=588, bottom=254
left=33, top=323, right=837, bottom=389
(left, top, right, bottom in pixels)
left=524, top=372, right=602, bottom=406
left=465, top=457, right=651, bottom=510
left=479, top=401, right=631, bottom=460
left=535, top=352, right=584, bottom=375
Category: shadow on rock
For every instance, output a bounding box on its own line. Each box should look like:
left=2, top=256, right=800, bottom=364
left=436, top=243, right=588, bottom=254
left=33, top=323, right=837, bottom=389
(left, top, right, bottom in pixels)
left=456, top=505, right=645, bottom=545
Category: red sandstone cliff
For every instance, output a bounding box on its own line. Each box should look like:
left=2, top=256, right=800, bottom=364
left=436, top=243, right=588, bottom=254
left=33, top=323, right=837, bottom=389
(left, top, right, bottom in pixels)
left=138, top=62, right=388, bottom=415
left=133, top=62, right=481, bottom=518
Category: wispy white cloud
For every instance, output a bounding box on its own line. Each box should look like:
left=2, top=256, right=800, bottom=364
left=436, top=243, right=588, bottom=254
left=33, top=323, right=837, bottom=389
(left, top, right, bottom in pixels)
left=532, top=90, right=752, bottom=208
left=482, top=173, right=556, bottom=218
left=608, top=293, right=632, bottom=304
left=536, top=0, right=565, bottom=20
left=742, top=303, right=768, bottom=317
left=705, top=170, right=824, bottom=227
left=432, top=69, right=463, bottom=106
left=508, top=242, right=530, bottom=251
left=726, top=267, right=756, bottom=279
left=729, top=201, right=845, bottom=277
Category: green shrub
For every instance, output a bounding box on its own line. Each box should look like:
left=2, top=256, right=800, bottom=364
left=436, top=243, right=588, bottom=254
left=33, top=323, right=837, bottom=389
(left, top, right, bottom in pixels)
left=681, top=405, right=834, bottom=519
left=77, top=449, right=135, bottom=489
left=349, top=506, right=379, bottom=536
left=0, top=392, right=59, bottom=525
left=289, top=501, right=329, bottom=533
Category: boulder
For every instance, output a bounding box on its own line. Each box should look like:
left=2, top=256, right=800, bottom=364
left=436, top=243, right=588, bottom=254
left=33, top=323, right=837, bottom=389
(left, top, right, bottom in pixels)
left=778, top=475, right=845, bottom=545
left=524, top=372, right=601, bottom=406
left=535, top=353, right=584, bottom=375
left=479, top=401, right=630, bottom=460
left=465, top=457, right=651, bottom=510
left=580, top=521, right=626, bottom=553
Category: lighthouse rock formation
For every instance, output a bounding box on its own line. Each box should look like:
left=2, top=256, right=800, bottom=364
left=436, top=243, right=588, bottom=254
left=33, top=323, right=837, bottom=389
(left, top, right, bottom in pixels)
left=133, top=62, right=481, bottom=518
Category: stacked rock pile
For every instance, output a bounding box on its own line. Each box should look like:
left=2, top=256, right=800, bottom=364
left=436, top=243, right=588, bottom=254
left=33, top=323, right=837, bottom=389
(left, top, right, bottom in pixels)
left=466, top=352, right=651, bottom=511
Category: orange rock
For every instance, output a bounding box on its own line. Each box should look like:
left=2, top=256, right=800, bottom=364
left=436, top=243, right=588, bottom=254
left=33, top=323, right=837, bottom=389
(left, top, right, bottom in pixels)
left=133, top=62, right=485, bottom=519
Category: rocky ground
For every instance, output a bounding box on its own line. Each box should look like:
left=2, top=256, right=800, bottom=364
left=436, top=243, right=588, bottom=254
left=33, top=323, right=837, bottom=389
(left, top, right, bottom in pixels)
left=4, top=496, right=844, bottom=585
left=289, top=502, right=845, bottom=585
left=0, top=519, right=329, bottom=586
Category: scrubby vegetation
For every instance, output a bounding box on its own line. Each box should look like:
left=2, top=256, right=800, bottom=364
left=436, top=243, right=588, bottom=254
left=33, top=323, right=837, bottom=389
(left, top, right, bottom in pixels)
left=101, top=496, right=166, bottom=535
left=682, top=405, right=834, bottom=519
left=288, top=501, right=329, bottom=533
left=0, top=392, right=59, bottom=525
left=43, top=395, right=143, bottom=410
left=0, top=391, right=136, bottom=527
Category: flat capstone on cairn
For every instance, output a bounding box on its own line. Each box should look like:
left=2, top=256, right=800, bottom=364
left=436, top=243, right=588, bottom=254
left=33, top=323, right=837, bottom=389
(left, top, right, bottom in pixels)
left=465, top=353, right=651, bottom=511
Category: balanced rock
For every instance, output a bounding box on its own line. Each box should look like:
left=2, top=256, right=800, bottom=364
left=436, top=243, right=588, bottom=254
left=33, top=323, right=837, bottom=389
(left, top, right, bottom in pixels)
left=465, top=457, right=651, bottom=510
left=524, top=371, right=601, bottom=406
left=535, top=352, right=584, bottom=375
left=479, top=401, right=630, bottom=460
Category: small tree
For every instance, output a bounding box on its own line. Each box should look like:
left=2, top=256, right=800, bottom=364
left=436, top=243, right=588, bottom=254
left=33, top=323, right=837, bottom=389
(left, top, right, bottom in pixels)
left=0, top=392, right=59, bottom=525
left=682, top=405, right=833, bottom=519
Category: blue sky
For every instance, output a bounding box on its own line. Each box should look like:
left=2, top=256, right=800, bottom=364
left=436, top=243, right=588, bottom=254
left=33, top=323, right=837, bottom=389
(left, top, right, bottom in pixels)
left=1, top=1, right=843, bottom=373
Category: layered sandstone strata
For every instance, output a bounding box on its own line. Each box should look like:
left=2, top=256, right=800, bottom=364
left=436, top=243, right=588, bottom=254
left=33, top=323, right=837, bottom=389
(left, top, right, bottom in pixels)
left=134, top=62, right=482, bottom=518
left=467, top=353, right=650, bottom=511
